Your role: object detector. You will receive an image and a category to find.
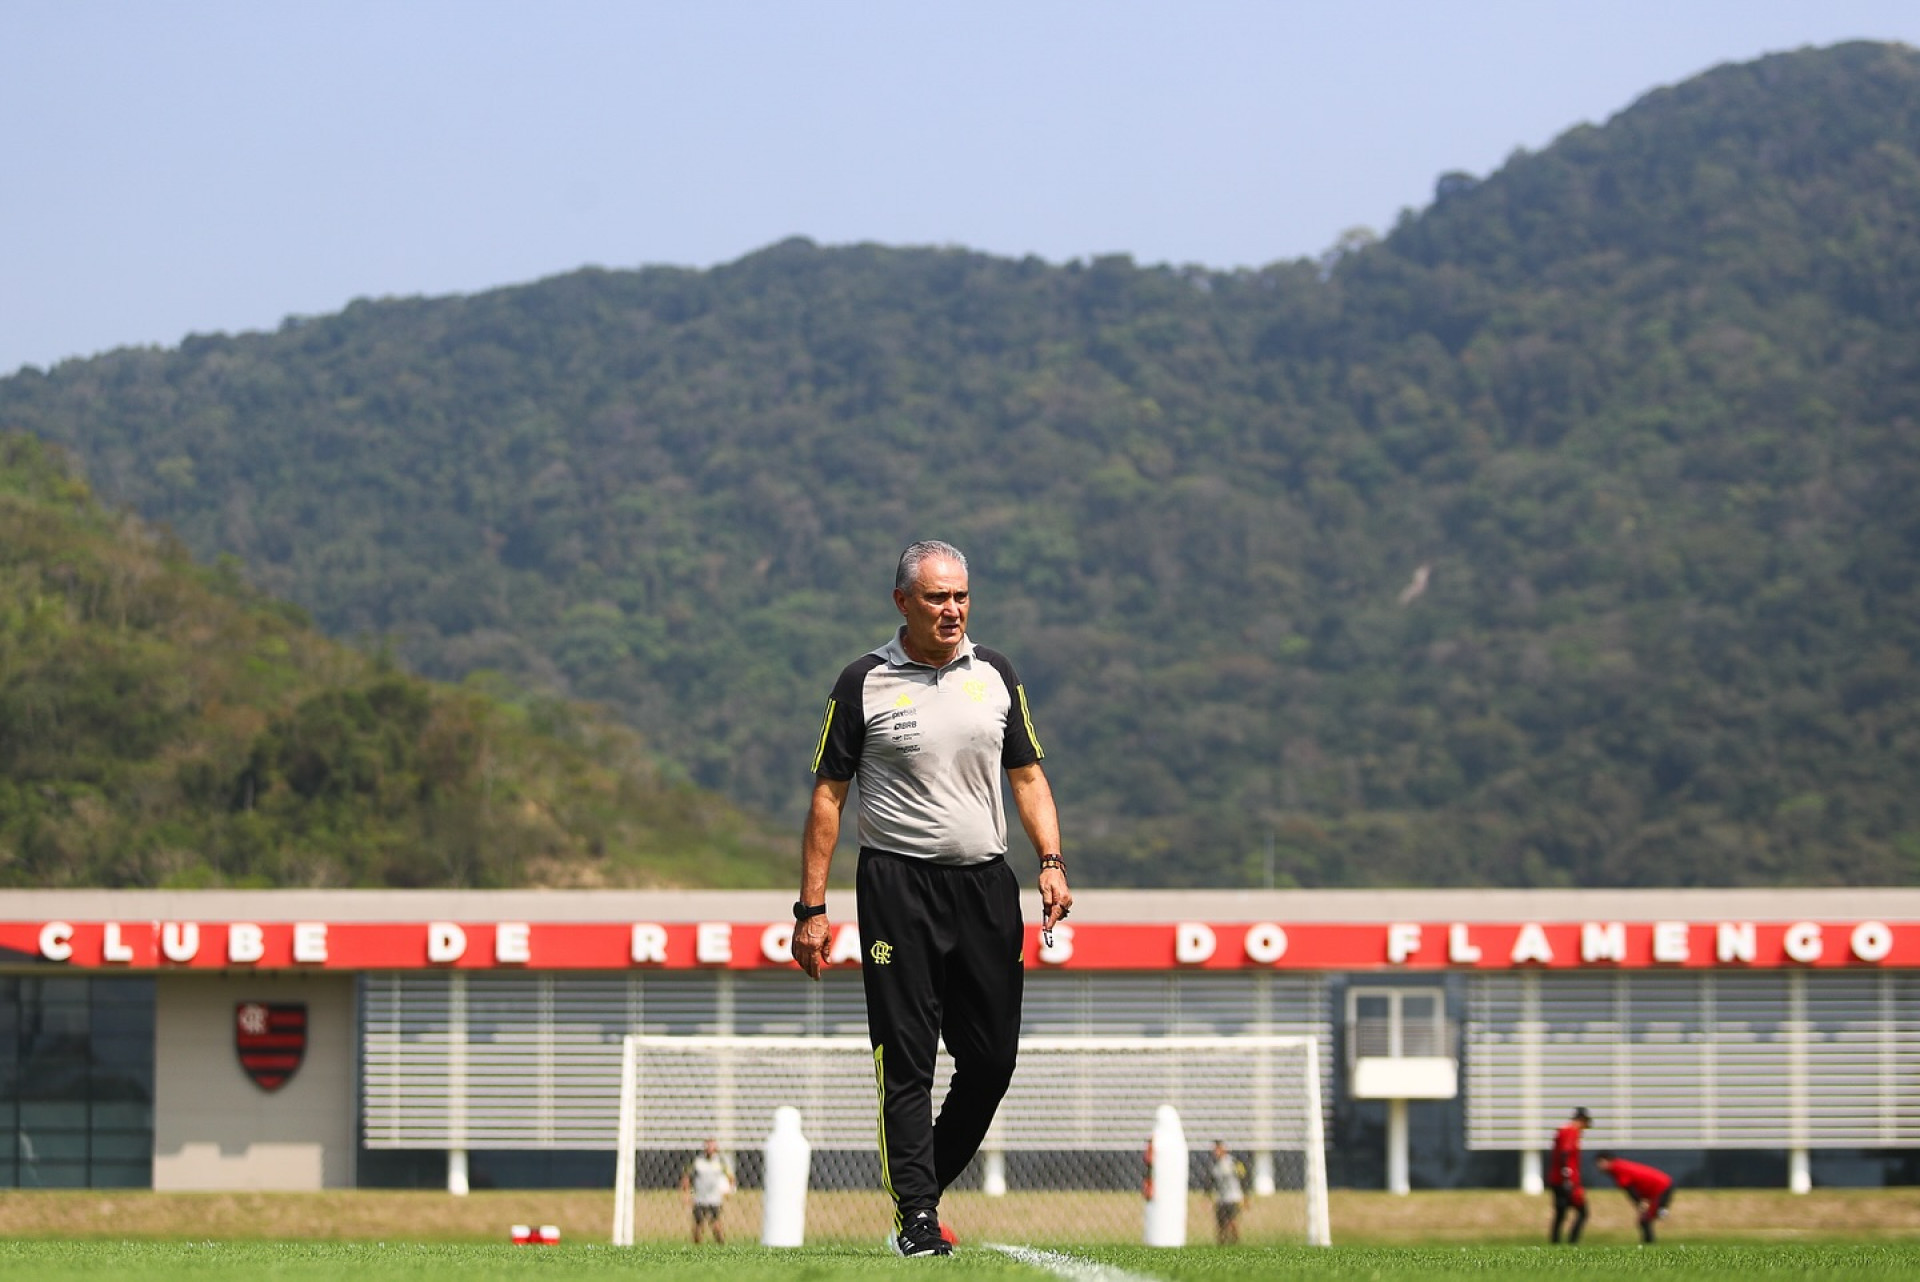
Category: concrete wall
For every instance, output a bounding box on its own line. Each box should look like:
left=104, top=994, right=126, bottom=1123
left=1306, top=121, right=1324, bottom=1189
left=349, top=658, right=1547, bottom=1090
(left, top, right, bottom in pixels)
left=153, top=972, right=356, bottom=1190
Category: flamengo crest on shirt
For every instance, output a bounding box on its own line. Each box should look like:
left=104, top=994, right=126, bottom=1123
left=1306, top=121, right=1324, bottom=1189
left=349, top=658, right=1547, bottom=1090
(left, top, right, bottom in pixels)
left=235, top=1001, right=307, bottom=1092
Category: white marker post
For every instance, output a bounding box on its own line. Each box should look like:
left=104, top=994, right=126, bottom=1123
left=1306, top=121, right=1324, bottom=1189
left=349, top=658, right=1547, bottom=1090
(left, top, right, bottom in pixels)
left=981, top=1146, right=1008, bottom=1196
left=761, top=1106, right=811, bottom=1247
left=1143, top=1104, right=1188, bottom=1247
left=611, top=1036, right=638, bottom=1246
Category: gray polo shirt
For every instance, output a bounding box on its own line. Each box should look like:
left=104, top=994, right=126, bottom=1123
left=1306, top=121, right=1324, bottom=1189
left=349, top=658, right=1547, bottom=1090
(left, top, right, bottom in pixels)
left=684, top=1152, right=733, bottom=1206
left=811, top=630, right=1044, bottom=863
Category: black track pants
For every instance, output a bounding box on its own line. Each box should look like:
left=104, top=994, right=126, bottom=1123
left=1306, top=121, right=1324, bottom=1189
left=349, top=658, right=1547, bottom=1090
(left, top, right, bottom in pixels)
left=858, top=848, right=1025, bottom=1224
left=1550, top=1184, right=1587, bottom=1243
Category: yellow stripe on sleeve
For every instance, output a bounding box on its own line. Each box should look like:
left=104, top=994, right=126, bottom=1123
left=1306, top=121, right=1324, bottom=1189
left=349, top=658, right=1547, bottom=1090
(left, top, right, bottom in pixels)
left=1017, top=685, right=1045, bottom=759
left=810, top=698, right=836, bottom=774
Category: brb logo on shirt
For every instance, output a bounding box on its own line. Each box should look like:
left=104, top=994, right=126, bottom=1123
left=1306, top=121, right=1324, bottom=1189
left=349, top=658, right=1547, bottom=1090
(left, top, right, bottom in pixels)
left=869, top=940, right=895, bottom=965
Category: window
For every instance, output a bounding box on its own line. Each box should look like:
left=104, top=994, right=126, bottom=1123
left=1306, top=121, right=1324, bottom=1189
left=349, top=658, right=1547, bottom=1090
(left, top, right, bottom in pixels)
left=0, top=976, right=155, bottom=1188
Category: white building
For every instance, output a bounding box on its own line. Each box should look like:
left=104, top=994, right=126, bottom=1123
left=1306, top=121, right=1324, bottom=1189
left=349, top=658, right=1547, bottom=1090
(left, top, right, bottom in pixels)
left=2, top=887, right=1915, bottom=1193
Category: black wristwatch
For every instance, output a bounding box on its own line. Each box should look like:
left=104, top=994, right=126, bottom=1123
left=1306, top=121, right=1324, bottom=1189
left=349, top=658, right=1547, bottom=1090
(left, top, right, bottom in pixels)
left=793, top=900, right=828, bottom=921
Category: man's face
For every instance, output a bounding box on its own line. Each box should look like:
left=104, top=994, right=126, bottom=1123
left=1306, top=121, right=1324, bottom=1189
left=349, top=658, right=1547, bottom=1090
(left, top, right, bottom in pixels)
left=895, top=555, right=969, bottom=660
left=705, top=1139, right=718, bottom=1156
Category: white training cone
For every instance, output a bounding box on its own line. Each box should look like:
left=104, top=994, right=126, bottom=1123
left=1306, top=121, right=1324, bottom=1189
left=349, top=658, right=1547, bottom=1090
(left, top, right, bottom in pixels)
left=1144, top=1104, right=1188, bottom=1248
left=761, top=1105, right=811, bottom=1247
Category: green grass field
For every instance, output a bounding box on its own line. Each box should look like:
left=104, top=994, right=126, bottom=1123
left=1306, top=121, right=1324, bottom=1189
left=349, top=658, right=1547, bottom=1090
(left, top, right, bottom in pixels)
left=3, top=1191, right=1918, bottom=1279
left=5, top=1241, right=1920, bottom=1282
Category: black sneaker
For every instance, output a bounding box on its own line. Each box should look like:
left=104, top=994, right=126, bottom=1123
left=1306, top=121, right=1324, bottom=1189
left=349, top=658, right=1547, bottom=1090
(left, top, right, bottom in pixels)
left=892, top=1209, right=952, bottom=1257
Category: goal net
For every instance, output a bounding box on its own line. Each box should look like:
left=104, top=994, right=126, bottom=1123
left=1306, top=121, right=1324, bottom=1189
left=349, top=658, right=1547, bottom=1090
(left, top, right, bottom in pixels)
left=611, top=1033, right=1329, bottom=1248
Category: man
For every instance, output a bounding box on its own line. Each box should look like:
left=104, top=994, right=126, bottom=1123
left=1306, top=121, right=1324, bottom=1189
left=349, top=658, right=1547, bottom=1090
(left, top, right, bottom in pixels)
left=680, top=1137, right=735, bottom=1245
left=1546, top=1106, right=1591, bottom=1244
left=1210, top=1140, right=1248, bottom=1245
left=793, top=539, right=1073, bottom=1258
left=1596, top=1153, right=1675, bottom=1244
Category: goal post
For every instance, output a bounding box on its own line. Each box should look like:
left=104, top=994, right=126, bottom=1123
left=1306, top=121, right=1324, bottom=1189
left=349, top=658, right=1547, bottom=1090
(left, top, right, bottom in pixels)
left=612, top=1032, right=1331, bottom=1247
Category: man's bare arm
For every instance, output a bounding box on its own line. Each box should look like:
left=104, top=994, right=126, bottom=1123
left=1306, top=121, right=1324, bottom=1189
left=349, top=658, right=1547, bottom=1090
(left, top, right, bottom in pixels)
left=1008, top=762, right=1072, bottom=928
left=791, top=776, right=849, bottom=979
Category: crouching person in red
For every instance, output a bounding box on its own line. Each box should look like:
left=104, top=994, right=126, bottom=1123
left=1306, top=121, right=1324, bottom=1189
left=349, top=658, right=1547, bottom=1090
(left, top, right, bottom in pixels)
left=1596, top=1154, right=1674, bottom=1244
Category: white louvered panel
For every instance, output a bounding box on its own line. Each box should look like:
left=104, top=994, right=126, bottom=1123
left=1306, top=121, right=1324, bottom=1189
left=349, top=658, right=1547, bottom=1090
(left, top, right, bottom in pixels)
left=546, top=973, right=632, bottom=1146
left=1895, top=975, right=1920, bottom=1141
left=1171, top=973, right=1276, bottom=1033
left=1711, top=973, right=1793, bottom=1146
left=363, top=969, right=1337, bottom=1150
left=1019, top=972, right=1333, bottom=1137
left=1467, top=970, right=1920, bottom=1151
left=1464, top=973, right=1526, bottom=1148
left=463, top=973, right=632, bottom=1148
left=1027, top=973, right=1163, bottom=1035
left=1547, top=975, right=1624, bottom=1144
left=1467, top=974, right=1621, bottom=1149
left=362, top=973, right=459, bottom=1147
left=816, top=973, right=872, bottom=1037
left=733, top=972, right=851, bottom=1036
left=634, top=973, right=725, bottom=1035
left=1806, top=972, right=1902, bottom=1145
left=1621, top=973, right=1709, bottom=1146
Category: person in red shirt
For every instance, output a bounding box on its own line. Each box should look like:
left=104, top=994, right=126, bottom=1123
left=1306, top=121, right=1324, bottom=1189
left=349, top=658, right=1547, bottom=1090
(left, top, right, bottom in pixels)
left=1545, top=1106, right=1591, bottom=1244
left=1596, top=1154, right=1675, bottom=1244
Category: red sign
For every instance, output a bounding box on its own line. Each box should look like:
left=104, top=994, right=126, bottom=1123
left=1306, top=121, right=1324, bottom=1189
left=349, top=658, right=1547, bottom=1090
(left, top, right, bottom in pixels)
left=3, top=917, right=1914, bottom=972
left=235, top=1001, right=307, bottom=1091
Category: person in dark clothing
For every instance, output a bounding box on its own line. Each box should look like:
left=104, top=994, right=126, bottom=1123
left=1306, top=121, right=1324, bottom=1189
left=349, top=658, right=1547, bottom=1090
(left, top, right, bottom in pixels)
left=1596, top=1153, right=1675, bottom=1244
left=1546, top=1106, right=1592, bottom=1244
left=792, top=540, right=1073, bottom=1258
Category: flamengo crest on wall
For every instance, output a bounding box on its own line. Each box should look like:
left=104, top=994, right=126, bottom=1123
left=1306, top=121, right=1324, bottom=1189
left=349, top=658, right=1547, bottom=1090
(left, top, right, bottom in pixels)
left=235, top=1001, right=307, bottom=1092
left=3, top=918, right=1913, bottom=970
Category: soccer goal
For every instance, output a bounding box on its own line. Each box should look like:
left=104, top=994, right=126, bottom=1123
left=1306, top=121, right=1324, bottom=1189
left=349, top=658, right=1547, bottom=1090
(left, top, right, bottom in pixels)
left=611, top=1032, right=1330, bottom=1247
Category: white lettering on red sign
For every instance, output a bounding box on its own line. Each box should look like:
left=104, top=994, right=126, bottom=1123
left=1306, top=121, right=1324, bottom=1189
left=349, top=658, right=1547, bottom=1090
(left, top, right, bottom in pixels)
left=160, top=922, right=199, bottom=963
left=1852, top=921, right=1893, bottom=963
left=228, top=923, right=265, bottom=964
left=38, top=922, right=73, bottom=962
left=1175, top=923, right=1216, bottom=964
left=0, top=916, right=1905, bottom=971
left=1716, top=922, right=1756, bottom=964
left=1784, top=922, right=1823, bottom=964
left=630, top=924, right=667, bottom=964
left=827, top=923, right=864, bottom=965
left=1652, top=922, right=1690, bottom=964
left=1244, top=923, right=1288, bottom=964
left=292, top=922, right=328, bottom=964
left=102, top=923, right=134, bottom=964
left=1582, top=923, right=1625, bottom=963
left=495, top=923, right=531, bottom=965
left=428, top=922, right=467, bottom=964
left=695, top=923, right=731, bottom=965
left=1039, top=923, right=1074, bottom=965
left=1510, top=924, right=1553, bottom=965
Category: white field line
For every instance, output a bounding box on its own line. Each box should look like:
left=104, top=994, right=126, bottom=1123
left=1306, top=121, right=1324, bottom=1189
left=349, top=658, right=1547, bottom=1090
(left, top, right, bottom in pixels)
left=986, top=1243, right=1168, bottom=1282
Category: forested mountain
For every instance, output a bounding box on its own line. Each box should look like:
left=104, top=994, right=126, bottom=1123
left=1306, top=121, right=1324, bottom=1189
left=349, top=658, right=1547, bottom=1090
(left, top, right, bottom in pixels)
left=4, top=42, right=1918, bottom=888
left=0, top=434, right=788, bottom=888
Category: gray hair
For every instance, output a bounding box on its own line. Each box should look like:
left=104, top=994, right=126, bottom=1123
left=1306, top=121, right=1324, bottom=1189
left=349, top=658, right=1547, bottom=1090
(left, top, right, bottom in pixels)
left=895, top=540, right=968, bottom=594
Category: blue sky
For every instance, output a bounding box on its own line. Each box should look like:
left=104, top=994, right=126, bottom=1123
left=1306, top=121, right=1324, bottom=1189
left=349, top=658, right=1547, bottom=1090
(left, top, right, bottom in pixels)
left=4, top=1, right=1918, bottom=376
